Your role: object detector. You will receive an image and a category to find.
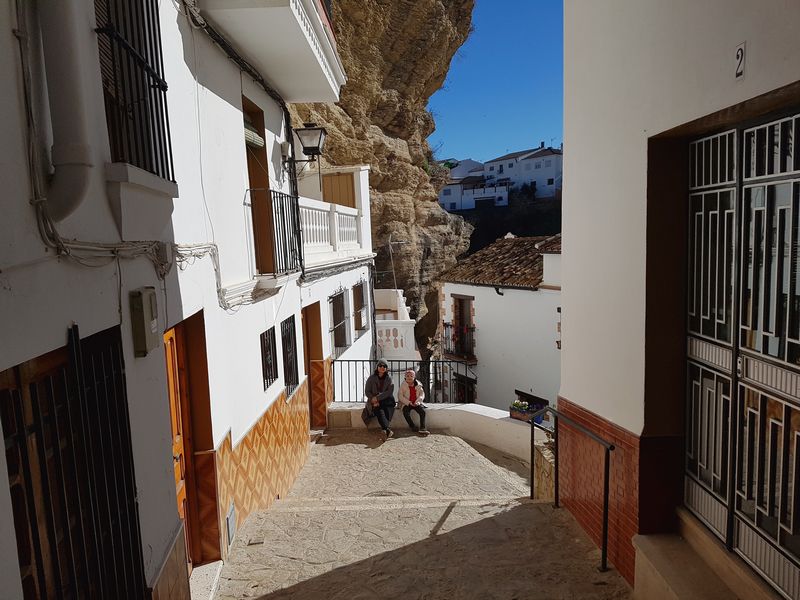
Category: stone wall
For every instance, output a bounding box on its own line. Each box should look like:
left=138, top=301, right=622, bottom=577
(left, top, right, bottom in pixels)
left=292, top=0, right=475, bottom=349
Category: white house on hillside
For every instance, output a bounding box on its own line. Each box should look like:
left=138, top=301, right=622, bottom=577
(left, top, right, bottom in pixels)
left=0, top=1, right=386, bottom=598
left=437, top=234, right=562, bottom=410
left=439, top=144, right=563, bottom=212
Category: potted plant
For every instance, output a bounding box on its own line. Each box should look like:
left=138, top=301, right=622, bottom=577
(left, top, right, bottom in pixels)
left=509, top=400, right=531, bottom=421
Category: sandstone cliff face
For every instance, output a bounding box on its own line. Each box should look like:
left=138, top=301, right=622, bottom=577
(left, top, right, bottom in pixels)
left=292, top=0, right=474, bottom=348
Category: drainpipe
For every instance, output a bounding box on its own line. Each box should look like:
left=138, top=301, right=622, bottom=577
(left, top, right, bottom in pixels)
left=39, top=1, right=93, bottom=221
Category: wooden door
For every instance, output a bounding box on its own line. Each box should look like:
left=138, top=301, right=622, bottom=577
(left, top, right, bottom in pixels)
left=164, top=328, right=192, bottom=570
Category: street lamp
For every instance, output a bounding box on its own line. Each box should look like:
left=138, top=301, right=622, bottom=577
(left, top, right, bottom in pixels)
left=287, top=123, right=328, bottom=193
left=294, top=123, right=327, bottom=158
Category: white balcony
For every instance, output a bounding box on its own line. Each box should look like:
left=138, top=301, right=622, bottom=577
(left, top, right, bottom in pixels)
left=297, top=165, right=373, bottom=271
left=200, top=0, right=346, bottom=102
left=374, top=289, right=420, bottom=360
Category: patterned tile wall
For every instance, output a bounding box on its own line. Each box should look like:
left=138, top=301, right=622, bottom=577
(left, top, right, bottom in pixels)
left=149, top=526, right=190, bottom=600
left=215, top=381, right=310, bottom=559
left=193, top=451, right=222, bottom=563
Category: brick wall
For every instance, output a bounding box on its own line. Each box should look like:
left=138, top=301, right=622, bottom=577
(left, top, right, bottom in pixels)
left=557, top=396, right=640, bottom=584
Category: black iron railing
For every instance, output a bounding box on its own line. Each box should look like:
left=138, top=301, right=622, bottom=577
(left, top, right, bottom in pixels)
left=281, top=316, right=299, bottom=397
left=95, top=0, right=174, bottom=181
left=332, top=359, right=475, bottom=404
left=271, top=190, right=303, bottom=276
left=443, top=322, right=476, bottom=359
left=527, top=407, right=615, bottom=572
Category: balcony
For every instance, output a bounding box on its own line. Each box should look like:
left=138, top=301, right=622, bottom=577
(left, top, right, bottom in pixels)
left=443, top=322, right=476, bottom=362
left=200, top=0, right=346, bottom=102
left=374, top=289, right=420, bottom=360
left=297, top=166, right=373, bottom=271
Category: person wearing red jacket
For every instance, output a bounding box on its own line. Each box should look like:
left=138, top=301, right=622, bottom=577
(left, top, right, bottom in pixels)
left=398, top=369, right=428, bottom=434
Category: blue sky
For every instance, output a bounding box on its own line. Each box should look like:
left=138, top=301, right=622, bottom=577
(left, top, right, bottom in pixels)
left=427, top=0, right=563, bottom=163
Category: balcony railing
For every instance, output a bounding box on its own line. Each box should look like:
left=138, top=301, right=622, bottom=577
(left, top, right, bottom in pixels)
left=299, top=196, right=366, bottom=267
left=443, top=322, right=476, bottom=360
left=270, top=190, right=303, bottom=276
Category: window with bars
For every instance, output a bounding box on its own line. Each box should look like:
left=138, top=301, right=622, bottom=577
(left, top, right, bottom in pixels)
left=94, top=0, right=174, bottom=181
left=260, top=327, right=278, bottom=390
left=280, top=316, right=299, bottom=397
left=353, top=282, right=369, bottom=338
left=329, top=292, right=350, bottom=357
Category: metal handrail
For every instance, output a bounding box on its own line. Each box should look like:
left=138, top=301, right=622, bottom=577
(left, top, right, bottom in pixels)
left=526, top=406, right=615, bottom=572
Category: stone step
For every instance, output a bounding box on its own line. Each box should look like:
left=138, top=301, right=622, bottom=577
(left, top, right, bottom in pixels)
left=633, top=533, right=739, bottom=599
left=271, top=494, right=546, bottom=512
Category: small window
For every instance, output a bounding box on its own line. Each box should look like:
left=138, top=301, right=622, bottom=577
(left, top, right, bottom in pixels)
left=260, top=327, right=278, bottom=389
left=489, top=166, right=494, bottom=171
left=535, top=162, right=542, bottom=169
left=329, top=291, right=349, bottom=358
left=281, top=316, right=299, bottom=397
left=353, top=282, right=369, bottom=337
left=547, top=178, right=554, bottom=185
left=508, top=162, right=514, bottom=168
left=450, top=202, right=457, bottom=210
left=442, top=188, right=452, bottom=196
left=545, top=159, right=552, bottom=167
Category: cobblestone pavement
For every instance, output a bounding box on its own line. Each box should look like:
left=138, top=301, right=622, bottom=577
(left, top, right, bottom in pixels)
left=215, top=430, right=631, bottom=600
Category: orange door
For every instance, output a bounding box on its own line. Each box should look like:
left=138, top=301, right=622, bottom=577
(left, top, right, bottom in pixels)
left=164, top=328, right=192, bottom=569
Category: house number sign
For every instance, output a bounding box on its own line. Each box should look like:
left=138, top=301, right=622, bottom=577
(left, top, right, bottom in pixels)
left=735, top=42, right=746, bottom=80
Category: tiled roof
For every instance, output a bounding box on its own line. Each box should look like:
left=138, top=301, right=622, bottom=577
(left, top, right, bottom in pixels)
left=439, top=235, right=556, bottom=289
left=535, top=233, right=562, bottom=254
left=486, top=148, right=538, bottom=163
left=519, top=147, right=562, bottom=160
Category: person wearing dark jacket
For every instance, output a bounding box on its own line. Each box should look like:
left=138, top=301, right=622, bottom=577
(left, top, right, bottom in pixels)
left=363, top=358, right=395, bottom=439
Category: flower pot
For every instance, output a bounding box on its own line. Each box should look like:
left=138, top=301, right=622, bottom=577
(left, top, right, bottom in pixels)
left=509, top=408, right=531, bottom=422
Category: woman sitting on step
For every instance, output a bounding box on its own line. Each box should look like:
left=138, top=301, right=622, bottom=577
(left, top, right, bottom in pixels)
left=399, top=369, right=429, bottom=435
left=363, top=358, right=396, bottom=439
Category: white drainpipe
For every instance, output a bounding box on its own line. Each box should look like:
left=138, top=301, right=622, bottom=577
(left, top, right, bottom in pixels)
left=39, top=0, right=93, bottom=221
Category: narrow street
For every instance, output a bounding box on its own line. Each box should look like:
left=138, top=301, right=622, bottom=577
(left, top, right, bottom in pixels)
left=216, top=431, right=630, bottom=599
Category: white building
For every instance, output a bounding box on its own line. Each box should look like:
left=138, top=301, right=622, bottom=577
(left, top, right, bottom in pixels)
left=563, top=1, right=800, bottom=596
left=439, top=145, right=563, bottom=212
left=437, top=235, right=562, bottom=410
left=484, top=144, right=563, bottom=197
left=515, top=147, right=563, bottom=198
left=0, top=1, right=386, bottom=598
left=438, top=159, right=512, bottom=212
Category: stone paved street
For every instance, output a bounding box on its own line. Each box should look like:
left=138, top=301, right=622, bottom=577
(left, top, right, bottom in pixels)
left=215, top=430, right=631, bottom=599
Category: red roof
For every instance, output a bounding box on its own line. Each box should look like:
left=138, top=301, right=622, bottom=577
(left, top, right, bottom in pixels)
left=439, top=235, right=560, bottom=289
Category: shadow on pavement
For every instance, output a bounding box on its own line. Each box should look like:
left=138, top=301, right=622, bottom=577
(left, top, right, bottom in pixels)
left=249, top=502, right=631, bottom=600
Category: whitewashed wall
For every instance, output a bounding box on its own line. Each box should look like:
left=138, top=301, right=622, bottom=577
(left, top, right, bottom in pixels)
left=442, top=282, right=561, bottom=411
left=0, top=0, right=359, bottom=590
left=563, top=0, right=800, bottom=433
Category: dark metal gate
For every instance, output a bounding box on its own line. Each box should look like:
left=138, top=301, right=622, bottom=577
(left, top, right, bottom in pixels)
left=1, top=325, right=146, bottom=599
left=686, top=114, right=800, bottom=599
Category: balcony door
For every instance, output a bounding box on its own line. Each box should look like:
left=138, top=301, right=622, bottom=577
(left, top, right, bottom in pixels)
left=685, top=114, right=800, bottom=600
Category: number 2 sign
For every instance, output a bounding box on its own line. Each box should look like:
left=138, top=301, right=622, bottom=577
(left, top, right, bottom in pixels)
left=735, top=42, right=746, bottom=81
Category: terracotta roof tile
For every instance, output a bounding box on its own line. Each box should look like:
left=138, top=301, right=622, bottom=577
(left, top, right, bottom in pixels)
left=535, top=233, right=562, bottom=254
left=439, top=235, right=558, bottom=289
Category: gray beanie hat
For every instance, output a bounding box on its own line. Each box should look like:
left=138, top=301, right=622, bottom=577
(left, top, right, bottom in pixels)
left=376, top=358, right=389, bottom=368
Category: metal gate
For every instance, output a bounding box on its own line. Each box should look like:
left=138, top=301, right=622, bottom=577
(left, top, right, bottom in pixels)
left=685, top=113, right=800, bottom=599
left=0, top=325, right=146, bottom=599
